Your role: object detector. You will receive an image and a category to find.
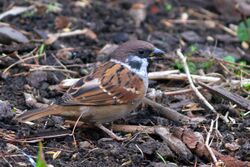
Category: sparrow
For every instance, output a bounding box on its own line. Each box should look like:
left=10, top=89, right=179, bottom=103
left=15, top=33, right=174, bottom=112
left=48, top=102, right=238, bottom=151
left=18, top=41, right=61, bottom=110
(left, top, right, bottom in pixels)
left=15, top=40, right=165, bottom=140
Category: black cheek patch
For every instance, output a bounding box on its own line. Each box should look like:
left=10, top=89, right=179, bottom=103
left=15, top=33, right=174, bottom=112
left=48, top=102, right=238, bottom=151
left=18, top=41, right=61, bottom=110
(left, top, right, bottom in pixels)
left=128, top=60, right=142, bottom=70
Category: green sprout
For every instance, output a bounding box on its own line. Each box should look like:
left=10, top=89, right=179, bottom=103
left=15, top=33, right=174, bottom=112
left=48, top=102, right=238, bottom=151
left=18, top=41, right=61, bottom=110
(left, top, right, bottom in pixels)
left=164, top=3, right=172, bottom=12
left=223, top=55, right=236, bottom=64
left=242, top=83, right=250, bottom=92
left=22, top=10, right=35, bottom=18
left=237, top=18, right=250, bottom=42
left=156, top=152, right=167, bottom=165
left=189, top=44, right=198, bottom=54
left=36, top=142, right=47, bottom=167
left=175, top=59, right=197, bottom=74
left=46, top=2, right=62, bottom=13
left=38, top=43, right=46, bottom=58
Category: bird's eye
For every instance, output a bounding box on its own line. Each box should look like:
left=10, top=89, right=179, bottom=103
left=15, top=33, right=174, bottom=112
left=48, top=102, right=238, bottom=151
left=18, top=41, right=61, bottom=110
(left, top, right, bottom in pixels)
left=138, top=50, right=145, bottom=55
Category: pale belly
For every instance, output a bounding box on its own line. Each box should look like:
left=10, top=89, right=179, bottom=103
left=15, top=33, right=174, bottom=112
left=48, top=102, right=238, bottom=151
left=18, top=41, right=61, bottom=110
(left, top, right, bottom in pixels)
left=84, top=101, right=141, bottom=123
left=61, top=101, right=142, bottom=124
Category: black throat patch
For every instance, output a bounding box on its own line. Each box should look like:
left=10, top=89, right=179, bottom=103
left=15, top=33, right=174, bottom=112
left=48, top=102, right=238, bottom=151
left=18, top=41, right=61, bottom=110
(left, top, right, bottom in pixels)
left=128, top=59, right=142, bottom=70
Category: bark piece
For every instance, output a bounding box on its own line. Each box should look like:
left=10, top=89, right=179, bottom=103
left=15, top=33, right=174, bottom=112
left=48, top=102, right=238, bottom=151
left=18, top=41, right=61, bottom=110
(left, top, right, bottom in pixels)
left=198, top=82, right=250, bottom=111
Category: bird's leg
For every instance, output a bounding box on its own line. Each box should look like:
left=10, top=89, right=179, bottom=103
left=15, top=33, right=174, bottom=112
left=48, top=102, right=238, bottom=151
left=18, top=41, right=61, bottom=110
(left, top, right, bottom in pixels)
left=95, top=123, right=126, bottom=141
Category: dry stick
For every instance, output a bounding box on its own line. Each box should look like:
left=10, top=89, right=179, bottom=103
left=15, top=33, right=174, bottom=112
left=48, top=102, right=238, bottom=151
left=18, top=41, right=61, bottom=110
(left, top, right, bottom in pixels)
left=3, top=49, right=40, bottom=75
left=217, top=23, right=237, bottom=37
left=164, top=18, right=236, bottom=37
left=70, top=111, right=85, bottom=146
left=155, top=126, right=193, bottom=161
left=51, top=53, right=70, bottom=76
left=2, top=157, right=13, bottom=167
left=198, top=82, right=250, bottom=111
left=112, top=125, right=193, bottom=161
left=30, top=67, right=78, bottom=75
left=111, top=124, right=155, bottom=134
left=176, top=49, right=217, bottom=114
left=205, top=119, right=217, bottom=164
left=164, top=80, right=218, bottom=96
left=148, top=71, right=221, bottom=83
left=143, top=97, right=191, bottom=124
left=22, top=63, right=94, bottom=68
left=46, top=28, right=95, bottom=44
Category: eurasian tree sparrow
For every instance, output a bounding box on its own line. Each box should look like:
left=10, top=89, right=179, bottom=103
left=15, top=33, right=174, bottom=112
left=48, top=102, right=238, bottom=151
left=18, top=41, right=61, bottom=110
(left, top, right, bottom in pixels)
left=16, top=40, right=165, bottom=140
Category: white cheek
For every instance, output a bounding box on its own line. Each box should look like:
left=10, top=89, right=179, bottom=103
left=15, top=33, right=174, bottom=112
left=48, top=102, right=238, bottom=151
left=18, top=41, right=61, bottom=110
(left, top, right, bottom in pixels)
left=110, top=57, right=149, bottom=83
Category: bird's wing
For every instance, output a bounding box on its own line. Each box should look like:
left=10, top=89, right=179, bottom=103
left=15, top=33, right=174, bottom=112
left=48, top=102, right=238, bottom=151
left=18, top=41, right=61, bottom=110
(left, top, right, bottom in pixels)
left=60, top=61, right=145, bottom=106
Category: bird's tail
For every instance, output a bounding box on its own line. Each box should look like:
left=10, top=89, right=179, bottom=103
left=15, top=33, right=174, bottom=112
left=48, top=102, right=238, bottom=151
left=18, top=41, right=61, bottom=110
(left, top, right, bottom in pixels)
left=15, top=105, right=64, bottom=122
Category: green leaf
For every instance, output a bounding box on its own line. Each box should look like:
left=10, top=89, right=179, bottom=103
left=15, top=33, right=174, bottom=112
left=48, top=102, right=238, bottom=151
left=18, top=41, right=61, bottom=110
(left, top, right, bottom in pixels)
left=175, top=60, right=197, bottom=74
left=187, top=61, right=197, bottom=74
left=175, top=60, right=183, bottom=70
left=164, top=3, right=172, bottom=12
left=239, top=61, right=247, bottom=67
left=243, top=83, right=250, bottom=91
left=38, top=44, right=46, bottom=57
left=46, top=2, right=61, bottom=13
left=36, top=142, right=47, bottom=167
left=156, top=152, right=167, bottom=165
left=237, top=18, right=250, bottom=42
left=200, top=60, right=214, bottom=70
left=223, top=55, right=236, bottom=63
left=189, top=45, right=198, bottom=53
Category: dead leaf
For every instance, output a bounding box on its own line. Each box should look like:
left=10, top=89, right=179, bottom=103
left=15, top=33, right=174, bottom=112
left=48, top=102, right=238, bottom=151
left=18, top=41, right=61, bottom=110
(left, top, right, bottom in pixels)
left=150, top=5, right=159, bottom=14
left=56, top=47, right=75, bottom=60
left=54, top=16, right=70, bottom=29
left=83, top=28, right=97, bottom=40
left=129, top=3, right=146, bottom=27
left=98, top=44, right=118, bottom=55
left=161, top=19, right=173, bottom=27
left=0, top=24, right=29, bottom=44
left=225, top=142, right=240, bottom=152
left=44, top=34, right=59, bottom=45
left=0, top=6, right=35, bottom=20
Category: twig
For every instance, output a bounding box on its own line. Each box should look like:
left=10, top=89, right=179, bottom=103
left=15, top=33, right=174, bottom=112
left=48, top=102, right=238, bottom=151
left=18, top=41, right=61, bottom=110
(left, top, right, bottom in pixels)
left=2, top=157, right=13, bottom=167
left=135, top=144, right=144, bottom=158
left=217, top=23, right=237, bottom=37
left=148, top=71, right=221, bottom=83
left=3, top=48, right=41, bottom=75
left=198, top=82, right=250, bottom=111
left=164, top=86, right=203, bottom=96
left=22, top=63, right=94, bottom=68
left=111, top=124, right=155, bottom=134
left=51, top=53, right=70, bottom=77
left=45, top=28, right=97, bottom=44
left=143, top=97, right=191, bottom=124
left=70, top=111, right=84, bottom=146
left=148, top=70, right=179, bottom=77
left=155, top=126, right=193, bottom=161
left=30, top=66, right=78, bottom=75
left=176, top=49, right=217, bottom=114
left=205, top=119, right=218, bottom=164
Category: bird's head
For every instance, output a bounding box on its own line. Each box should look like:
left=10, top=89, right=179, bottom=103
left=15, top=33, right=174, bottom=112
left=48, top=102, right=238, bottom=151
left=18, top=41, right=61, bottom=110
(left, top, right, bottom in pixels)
left=110, top=40, right=165, bottom=72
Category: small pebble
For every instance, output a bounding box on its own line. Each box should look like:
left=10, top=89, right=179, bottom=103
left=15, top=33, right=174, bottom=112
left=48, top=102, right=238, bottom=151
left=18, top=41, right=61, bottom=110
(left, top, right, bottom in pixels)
left=79, top=141, right=91, bottom=149
left=241, top=41, right=249, bottom=50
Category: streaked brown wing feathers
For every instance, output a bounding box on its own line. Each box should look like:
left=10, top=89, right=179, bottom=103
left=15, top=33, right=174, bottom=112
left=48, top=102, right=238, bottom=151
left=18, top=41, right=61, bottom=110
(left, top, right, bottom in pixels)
left=61, top=61, right=145, bottom=106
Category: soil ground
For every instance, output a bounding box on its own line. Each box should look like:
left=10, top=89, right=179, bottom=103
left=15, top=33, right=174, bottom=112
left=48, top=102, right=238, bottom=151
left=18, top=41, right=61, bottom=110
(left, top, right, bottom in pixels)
left=0, top=0, right=249, bottom=166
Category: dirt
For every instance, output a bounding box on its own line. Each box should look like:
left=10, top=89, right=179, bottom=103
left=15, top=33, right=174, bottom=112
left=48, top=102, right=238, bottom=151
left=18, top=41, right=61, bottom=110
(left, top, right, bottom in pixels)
left=0, top=0, right=249, bottom=166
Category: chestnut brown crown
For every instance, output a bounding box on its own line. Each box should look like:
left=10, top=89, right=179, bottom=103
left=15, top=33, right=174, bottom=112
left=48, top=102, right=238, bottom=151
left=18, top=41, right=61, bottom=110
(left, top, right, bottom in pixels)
left=110, top=40, right=164, bottom=62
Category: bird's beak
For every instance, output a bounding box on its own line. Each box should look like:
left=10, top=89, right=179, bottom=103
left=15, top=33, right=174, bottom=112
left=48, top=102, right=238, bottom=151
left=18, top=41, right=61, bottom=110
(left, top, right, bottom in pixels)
left=149, top=47, right=165, bottom=59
